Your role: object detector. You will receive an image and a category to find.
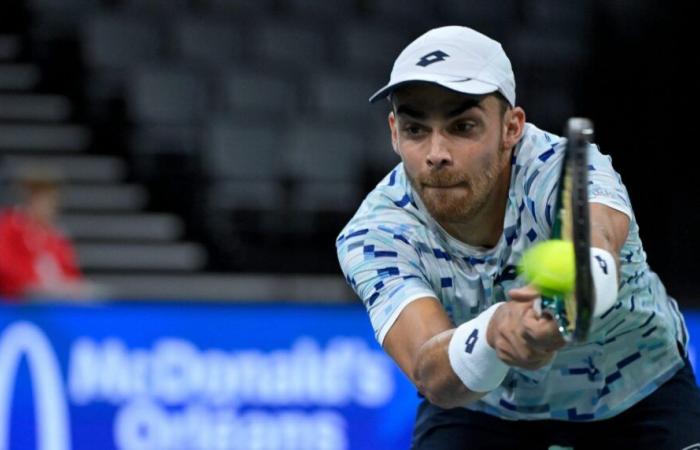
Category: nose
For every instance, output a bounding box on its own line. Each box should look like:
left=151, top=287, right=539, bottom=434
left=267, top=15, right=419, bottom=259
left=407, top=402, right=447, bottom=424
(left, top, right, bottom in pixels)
left=426, top=131, right=452, bottom=169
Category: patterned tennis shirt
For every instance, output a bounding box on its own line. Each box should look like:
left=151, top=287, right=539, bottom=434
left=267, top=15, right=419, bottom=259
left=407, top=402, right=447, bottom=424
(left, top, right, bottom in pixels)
left=336, top=122, right=688, bottom=421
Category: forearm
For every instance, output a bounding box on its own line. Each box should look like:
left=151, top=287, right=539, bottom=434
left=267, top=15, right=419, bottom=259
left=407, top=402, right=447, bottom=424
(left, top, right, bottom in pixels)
left=414, top=328, right=486, bottom=408
left=414, top=302, right=514, bottom=408
left=384, top=299, right=509, bottom=410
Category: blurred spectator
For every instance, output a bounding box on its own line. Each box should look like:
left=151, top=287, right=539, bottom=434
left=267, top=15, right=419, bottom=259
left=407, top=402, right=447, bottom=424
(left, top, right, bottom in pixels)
left=0, top=167, right=100, bottom=302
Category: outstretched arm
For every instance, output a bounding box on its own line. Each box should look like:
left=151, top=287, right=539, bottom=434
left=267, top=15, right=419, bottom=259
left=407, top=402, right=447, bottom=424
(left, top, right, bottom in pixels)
left=383, top=297, right=483, bottom=408
left=383, top=294, right=565, bottom=409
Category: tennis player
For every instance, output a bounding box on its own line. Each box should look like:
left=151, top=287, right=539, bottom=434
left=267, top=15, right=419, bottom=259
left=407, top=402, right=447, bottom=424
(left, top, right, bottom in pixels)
left=336, top=26, right=700, bottom=449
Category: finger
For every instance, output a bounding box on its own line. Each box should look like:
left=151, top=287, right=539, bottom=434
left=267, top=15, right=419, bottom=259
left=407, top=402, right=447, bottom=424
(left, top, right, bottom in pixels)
left=498, top=340, right=552, bottom=370
left=523, top=306, right=560, bottom=329
left=494, top=346, right=518, bottom=366
left=491, top=303, right=559, bottom=367
left=496, top=340, right=542, bottom=369
left=522, top=330, right=564, bottom=353
left=499, top=326, right=550, bottom=366
left=508, top=285, right=541, bottom=302
left=492, top=327, right=527, bottom=364
left=522, top=310, right=566, bottom=351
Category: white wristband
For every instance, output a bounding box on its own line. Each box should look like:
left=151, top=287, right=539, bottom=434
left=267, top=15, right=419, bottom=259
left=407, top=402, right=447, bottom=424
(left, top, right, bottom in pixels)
left=590, top=247, right=618, bottom=317
left=448, top=302, right=509, bottom=393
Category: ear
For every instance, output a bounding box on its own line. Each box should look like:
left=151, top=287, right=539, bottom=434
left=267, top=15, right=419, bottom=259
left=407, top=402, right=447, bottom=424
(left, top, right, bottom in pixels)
left=388, top=111, right=400, bottom=155
left=502, top=106, right=526, bottom=150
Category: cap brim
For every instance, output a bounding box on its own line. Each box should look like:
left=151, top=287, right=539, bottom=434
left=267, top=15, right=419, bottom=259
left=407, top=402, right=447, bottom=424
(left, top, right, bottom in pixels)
left=369, top=75, right=500, bottom=103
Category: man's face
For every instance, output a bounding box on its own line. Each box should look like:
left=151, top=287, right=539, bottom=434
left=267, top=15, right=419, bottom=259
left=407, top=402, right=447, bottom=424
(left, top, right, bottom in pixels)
left=389, top=84, right=513, bottom=225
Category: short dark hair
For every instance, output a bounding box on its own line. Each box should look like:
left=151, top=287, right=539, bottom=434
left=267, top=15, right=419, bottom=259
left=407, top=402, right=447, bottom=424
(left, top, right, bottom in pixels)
left=491, top=91, right=511, bottom=117
left=389, top=89, right=512, bottom=117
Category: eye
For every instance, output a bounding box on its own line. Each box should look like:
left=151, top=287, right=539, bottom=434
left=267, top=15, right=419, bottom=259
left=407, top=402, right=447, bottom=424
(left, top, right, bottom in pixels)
left=407, top=125, right=422, bottom=134
left=452, top=121, right=475, bottom=133
left=402, top=123, right=426, bottom=137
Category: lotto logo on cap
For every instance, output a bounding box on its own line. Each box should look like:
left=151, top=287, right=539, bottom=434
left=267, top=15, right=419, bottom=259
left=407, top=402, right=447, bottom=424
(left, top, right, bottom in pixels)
left=369, top=26, right=516, bottom=106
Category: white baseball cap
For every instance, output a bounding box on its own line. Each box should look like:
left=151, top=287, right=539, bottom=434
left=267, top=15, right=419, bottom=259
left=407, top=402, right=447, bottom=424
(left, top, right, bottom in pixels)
left=369, top=26, right=516, bottom=106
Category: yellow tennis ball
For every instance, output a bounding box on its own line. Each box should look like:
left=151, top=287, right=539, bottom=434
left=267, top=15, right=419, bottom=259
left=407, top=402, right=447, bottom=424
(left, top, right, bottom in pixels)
left=518, top=239, right=575, bottom=296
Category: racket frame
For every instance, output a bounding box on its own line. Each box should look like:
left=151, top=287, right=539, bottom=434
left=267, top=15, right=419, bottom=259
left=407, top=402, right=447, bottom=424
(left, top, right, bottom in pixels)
left=540, top=118, right=595, bottom=343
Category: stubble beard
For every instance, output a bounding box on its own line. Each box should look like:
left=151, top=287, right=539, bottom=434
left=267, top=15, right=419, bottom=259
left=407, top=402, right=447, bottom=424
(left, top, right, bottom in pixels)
left=409, top=144, right=511, bottom=226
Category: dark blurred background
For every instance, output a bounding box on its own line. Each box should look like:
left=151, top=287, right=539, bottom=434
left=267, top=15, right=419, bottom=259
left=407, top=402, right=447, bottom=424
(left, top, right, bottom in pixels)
left=0, top=0, right=696, bottom=305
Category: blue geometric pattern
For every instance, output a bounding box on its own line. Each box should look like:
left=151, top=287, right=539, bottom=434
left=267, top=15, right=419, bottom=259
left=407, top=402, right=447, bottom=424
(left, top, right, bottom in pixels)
left=433, top=248, right=451, bottom=260
left=538, top=146, right=556, bottom=162
left=393, top=193, right=411, bottom=208
left=377, top=267, right=399, bottom=277
left=388, top=169, right=397, bottom=186
left=393, top=233, right=410, bottom=245
left=544, top=204, right=553, bottom=227
left=463, top=256, right=486, bottom=265
left=363, top=245, right=398, bottom=259
left=368, top=291, right=380, bottom=306
left=347, top=241, right=364, bottom=252
left=526, top=228, right=538, bottom=241
left=527, top=198, right=537, bottom=222
left=337, top=122, right=688, bottom=421
left=505, top=225, right=518, bottom=245
left=525, top=170, right=540, bottom=195
left=525, top=169, right=540, bottom=195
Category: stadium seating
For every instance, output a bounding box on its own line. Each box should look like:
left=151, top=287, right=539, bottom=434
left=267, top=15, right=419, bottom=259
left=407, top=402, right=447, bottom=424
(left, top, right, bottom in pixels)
left=0, top=0, right=607, bottom=296
left=127, top=66, right=208, bottom=125
left=0, top=63, right=40, bottom=91
left=283, top=120, right=364, bottom=183
left=203, top=119, right=283, bottom=180
left=81, top=13, right=163, bottom=71
left=308, top=71, right=380, bottom=120
left=218, top=68, right=300, bottom=116
left=172, top=15, right=243, bottom=68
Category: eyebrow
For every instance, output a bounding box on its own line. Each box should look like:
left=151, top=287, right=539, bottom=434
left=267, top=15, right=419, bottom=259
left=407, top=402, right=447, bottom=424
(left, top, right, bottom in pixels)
left=395, top=104, right=426, bottom=119
left=395, top=99, right=483, bottom=120
left=447, top=99, right=483, bottom=117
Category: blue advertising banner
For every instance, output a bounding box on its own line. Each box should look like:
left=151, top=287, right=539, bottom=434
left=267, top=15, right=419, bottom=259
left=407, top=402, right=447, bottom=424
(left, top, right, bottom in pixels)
left=0, top=302, right=698, bottom=450
left=684, top=310, right=699, bottom=373
left=0, top=302, right=419, bottom=450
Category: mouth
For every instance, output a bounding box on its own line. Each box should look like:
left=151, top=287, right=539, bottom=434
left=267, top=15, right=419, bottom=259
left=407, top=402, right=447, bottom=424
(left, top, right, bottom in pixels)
left=423, top=182, right=466, bottom=189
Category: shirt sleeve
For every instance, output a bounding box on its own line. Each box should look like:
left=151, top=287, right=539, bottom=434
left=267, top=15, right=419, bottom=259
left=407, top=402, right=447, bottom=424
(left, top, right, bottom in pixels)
left=336, top=225, right=437, bottom=345
left=526, top=143, right=633, bottom=234
left=586, top=144, right=633, bottom=219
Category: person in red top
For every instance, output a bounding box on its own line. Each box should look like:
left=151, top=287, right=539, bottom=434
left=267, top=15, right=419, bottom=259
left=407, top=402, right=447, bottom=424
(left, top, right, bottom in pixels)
left=0, top=168, right=96, bottom=301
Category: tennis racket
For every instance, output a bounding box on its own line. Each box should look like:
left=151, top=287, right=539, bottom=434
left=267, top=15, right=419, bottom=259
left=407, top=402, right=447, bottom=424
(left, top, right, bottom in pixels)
left=538, top=118, right=595, bottom=343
